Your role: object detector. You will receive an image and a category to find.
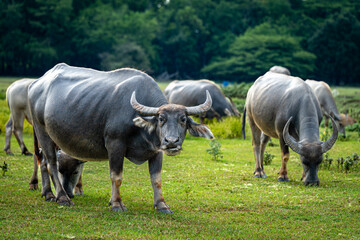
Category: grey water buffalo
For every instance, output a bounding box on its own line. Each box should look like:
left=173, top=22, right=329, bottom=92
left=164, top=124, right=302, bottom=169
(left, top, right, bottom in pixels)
left=164, top=80, right=240, bottom=123
left=4, top=78, right=35, bottom=155
left=306, top=79, right=346, bottom=135
left=269, top=65, right=291, bottom=75
left=28, top=63, right=214, bottom=213
left=243, top=72, right=338, bottom=185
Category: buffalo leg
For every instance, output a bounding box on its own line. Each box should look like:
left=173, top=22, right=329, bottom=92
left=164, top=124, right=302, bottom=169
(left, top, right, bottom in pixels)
left=249, top=117, right=267, bottom=178
left=4, top=116, right=13, bottom=155
left=29, top=154, right=39, bottom=190
left=149, top=153, right=173, bottom=214
left=278, top=138, right=290, bottom=182
left=35, top=126, right=73, bottom=205
left=107, top=142, right=126, bottom=212
left=324, top=116, right=329, bottom=128
left=259, top=133, right=270, bottom=178
left=40, top=156, right=56, bottom=202
left=74, top=174, right=84, bottom=195
left=12, top=112, right=31, bottom=156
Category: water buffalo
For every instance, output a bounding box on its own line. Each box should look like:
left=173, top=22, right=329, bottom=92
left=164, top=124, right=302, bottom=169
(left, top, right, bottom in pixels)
left=164, top=80, right=240, bottom=123
left=4, top=78, right=35, bottom=155
left=28, top=63, right=214, bottom=213
left=340, top=113, right=357, bottom=126
left=269, top=65, right=291, bottom=75
left=305, top=79, right=346, bottom=135
left=243, top=72, right=338, bottom=185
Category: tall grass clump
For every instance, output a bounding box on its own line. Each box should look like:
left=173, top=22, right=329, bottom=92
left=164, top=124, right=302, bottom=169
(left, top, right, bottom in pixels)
left=206, top=116, right=243, bottom=139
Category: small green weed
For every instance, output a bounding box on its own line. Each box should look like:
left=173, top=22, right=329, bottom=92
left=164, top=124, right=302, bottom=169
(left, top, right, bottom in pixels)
left=1, top=161, right=9, bottom=176
left=263, top=151, right=274, bottom=165
left=335, top=153, right=359, bottom=173
left=321, top=153, right=333, bottom=170
left=206, top=140, right=223, bottom=161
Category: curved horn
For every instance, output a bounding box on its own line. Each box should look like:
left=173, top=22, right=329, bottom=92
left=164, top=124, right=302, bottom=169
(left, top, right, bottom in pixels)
left=321, top=115, right=338, bottom=153
left=130, top=91, right=159, bottom=116
left=185, top=90, right=212, bottom=115
left=283, top=117, right=302, bottom=154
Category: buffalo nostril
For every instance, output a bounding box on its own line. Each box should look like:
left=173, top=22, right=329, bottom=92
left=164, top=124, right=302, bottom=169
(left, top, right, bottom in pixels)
left=165, top=137, right=179, bottom=144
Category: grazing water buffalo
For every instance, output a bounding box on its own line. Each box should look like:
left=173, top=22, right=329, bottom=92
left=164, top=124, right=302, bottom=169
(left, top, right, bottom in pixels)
left=243, top=72, right=338, bottom=185
left=340, top=113, right=357, bottom=126
left=269, top=65, right=291, bottom=75
left=34, top=141, right=85, bottom=201
left=164, top=80, right=240, bottom=123
left=4, top=78, right=35, bottom=155
left=305, top=80, right=346, bottom=135
left=28, top=63, right=214, bottom=213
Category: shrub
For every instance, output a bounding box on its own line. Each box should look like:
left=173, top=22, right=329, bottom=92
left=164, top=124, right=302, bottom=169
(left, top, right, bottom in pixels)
left=222, top=82, right=252, bottom=99
left=336, top=153, right=359, bottom=173
left=206, top=140, right=223, bottom=161
left=263, top=152, right=274, bottom=165
left=321, top=153, right=333, bottom=169
left=1, top=161, right=9, bottom=176
left=0, top=89, right=6, bottom=100
left=206, top=116, right=243, bottom=139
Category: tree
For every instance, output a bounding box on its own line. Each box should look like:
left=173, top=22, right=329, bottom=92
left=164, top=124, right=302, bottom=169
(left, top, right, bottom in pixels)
left=202, top=23, right=316, bottom=81
left=307, top=11, right=360, bottom=85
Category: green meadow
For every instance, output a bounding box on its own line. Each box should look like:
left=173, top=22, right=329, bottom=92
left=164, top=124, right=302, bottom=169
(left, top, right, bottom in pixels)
left=0, top=78, right=359, bottom=239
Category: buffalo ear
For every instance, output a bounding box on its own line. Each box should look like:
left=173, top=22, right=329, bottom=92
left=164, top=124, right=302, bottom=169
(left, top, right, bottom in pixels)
left=133, top=116, right=157, bottom=133
left=187, top=117, right=214, bottom=139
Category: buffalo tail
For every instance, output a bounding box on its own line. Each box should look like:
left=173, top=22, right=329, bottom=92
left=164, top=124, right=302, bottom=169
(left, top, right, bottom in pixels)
left=242, top=107, right=246, bottom=139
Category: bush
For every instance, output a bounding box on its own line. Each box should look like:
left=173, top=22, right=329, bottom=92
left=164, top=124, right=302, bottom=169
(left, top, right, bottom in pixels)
left=222, top=82, right=252, bottom=99
left=321, top=153, right=359, bottom=173
left=206, top=140, right=223, bottom=161
left=321, top=153, right=333, bottom=170
left=264, top=152, right=274, bottom=165
left=0, top=90, right=6, bottom=100
left=206, top=116, right=243, bottom=139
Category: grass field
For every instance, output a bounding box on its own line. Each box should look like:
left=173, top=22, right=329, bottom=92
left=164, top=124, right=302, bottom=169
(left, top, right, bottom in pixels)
left=0, top=134, right=360, bottom=239
left=0, top=77, right=359, bottom=239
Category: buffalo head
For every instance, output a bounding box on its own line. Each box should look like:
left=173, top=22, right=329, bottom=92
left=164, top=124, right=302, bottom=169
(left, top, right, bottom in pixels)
left=283, top=116, right=338, bottom=186
left=131, top=90, right=214, bottom=156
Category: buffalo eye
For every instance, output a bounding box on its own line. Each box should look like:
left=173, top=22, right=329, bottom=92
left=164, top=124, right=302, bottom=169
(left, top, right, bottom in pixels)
left=180, top=115, right=187, bottom=124
left=158, top=115, right=166, bottom=125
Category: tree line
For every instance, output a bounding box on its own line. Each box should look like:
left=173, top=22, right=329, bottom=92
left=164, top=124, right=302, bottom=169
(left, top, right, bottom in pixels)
left=1, top=0, right=360, bottom=85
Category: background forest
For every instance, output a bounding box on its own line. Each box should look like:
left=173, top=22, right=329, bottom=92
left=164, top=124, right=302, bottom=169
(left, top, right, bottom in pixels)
left=1, top=0, right=360, bottom=85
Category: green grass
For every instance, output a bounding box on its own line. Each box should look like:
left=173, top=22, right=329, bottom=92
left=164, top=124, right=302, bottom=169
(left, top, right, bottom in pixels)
left=0, top=77, right=359, bottom=239
left=0, top=134, right=360, bottom=239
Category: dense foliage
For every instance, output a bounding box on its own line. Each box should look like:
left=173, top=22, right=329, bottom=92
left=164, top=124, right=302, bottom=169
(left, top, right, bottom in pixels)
left=1, top=0, right=360, bottom=84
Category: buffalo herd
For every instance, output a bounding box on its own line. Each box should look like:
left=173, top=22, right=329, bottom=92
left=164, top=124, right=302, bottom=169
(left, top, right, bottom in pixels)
left=3, top=64, right=355, bottom=213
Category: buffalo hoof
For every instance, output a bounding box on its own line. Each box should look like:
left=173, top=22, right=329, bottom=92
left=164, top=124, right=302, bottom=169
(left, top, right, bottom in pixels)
left=157, top=208, right=174, bottom=214
left=5, top=150, right=14, bottom=156
left=109, top=200, right=127, bottom=212
left=304, top=182, right=319, bottom=187
left=23, top=151, right=33, bottom=156
left=42, top=192, right=56, bottom=202
left=278, top=177, right=289, bottom=182
left=29, top=183, right=38, bottom=191
left=74, top=187, right=84, bottom=195
left=254, top=173, right=267, bottom=179
left=154, top=202, right=173, bottom=214
left=57, top=195, right=74, bottom=206
left=111, top=205, right=128, bottom=212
